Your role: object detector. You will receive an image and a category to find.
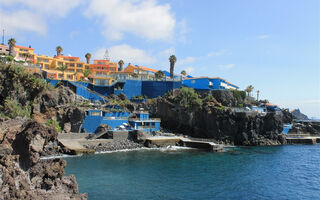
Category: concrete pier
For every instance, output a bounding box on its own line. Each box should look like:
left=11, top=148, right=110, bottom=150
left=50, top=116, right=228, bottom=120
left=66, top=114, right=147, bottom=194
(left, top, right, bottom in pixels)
left=181, top=138, right=224, bottom=152
left=286, top=134, right=320, bottom=145
left=145, top=136, right=224, bottom=152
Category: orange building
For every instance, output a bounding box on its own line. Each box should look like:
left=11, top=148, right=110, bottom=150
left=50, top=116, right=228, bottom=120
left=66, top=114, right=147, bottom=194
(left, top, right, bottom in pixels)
left=14, top=45, right=36, bottom=64
left=90, top=59, right=118, bottom=76
left=124, top=64, right=158, bottom=79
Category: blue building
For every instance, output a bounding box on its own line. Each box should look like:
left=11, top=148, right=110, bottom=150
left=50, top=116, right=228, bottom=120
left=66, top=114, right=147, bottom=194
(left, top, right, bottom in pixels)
left=128, top=111, right=161, bottom=132
left=182, top=77, right=239, bottom=90
left=81, top=109, right=161, bottom=133
left=81, top=110, right=130, bottom=133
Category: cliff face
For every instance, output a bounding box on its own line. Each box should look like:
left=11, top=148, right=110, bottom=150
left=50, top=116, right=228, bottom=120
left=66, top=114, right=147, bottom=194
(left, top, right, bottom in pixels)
left=149, top=89, right=288, bottom=146
left=0, top=64, right=87, bottom=199
left=0, top=119, right=87, bottom=199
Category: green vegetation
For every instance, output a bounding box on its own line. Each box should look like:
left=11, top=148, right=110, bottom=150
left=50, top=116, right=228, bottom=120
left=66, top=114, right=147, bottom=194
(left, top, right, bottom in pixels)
left=131, top=95, right=147, bottom=100
left=6, top=56, right=14, bottom=62
left=181, top=70, right=187, bottom=76
left=155, top=70, right=165, bottom=79
left=245, top=85, right=254, bottom=96
left=107, top=98, right=131, bottom=107
left=169, top=55, right=177, bottom=78
left=0, top=63, right=49, bottom=119
left=46, top=119, right=62, bottom=132
left=175, top=87, right=202, bottom=109
left=230, top=89, right=246, bottom=102
left=57, top=64, right=68, bottom=79
left=2, top=98, right=31, bottom=118
left=83, top=69, right=91, bottom=78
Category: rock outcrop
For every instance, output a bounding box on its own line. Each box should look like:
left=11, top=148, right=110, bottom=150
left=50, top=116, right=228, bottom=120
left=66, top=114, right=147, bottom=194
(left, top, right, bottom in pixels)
left=149, top=89, right=287, bottom=146
left=0, top=119, right=87, bottom=199
left=291, top=109, right=309, bottom=120
left=289, top=121, right=320, bottom=135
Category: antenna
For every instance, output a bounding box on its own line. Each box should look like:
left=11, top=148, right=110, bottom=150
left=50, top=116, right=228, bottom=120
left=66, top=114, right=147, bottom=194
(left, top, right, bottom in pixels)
left=104, top=49, right=110, bottom=60
left=1, top=29, right=4, bottom=45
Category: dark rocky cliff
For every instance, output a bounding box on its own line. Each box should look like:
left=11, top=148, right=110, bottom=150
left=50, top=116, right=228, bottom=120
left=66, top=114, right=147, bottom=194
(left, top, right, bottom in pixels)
left=148, top=88, right=290, bottom=146
left=0, top=63, right=87, bottom=199
left=0, top=118, right=87, bottom=199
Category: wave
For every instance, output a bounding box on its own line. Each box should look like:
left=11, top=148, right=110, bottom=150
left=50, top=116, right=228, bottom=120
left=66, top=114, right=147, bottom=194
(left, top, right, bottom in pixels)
left=40, top=154, right=82, bottom=160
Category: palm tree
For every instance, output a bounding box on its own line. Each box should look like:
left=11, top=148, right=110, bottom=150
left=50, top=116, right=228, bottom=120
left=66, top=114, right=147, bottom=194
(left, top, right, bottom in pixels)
left=83, top=69, right=91, bottom=80
left=56, top=46, right=63, bottom=56
left=8, top=38, right=16, bottom=56
left=169, top=55, right=177, bottom=78
left=181, top=70, right=187, bottom=76
left=57, top=64, right=68, bottom=80
left=245, top=85, right=254, bottom=96
left=118, top=60, right=124, bottom=71
left=155, top=70, right=165, bottom=79
left=85, top=53, right=91, bottom=64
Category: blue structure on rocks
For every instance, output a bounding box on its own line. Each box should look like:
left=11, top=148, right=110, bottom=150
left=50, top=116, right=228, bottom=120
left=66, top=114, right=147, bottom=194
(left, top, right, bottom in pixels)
left=128, top=111, right=161, bottom=132
left=81, top=110, right=131, bottom=133
left=182, top=77, right=239, bottom=90
left=81, top=109, right=161, bottom=133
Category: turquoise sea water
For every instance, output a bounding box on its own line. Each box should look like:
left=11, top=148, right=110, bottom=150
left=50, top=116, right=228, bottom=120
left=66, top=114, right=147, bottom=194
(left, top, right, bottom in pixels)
left=64, top=145, right=320, bottom=200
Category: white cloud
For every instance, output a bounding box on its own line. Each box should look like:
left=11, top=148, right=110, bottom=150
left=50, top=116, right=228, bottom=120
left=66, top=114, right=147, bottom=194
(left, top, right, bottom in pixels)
left=218, top=64, right=235, bottom=70
left=178, top=57, right=196, bottom=65
left=93, top=44, right=155, bottom=65
left=257, top=34, right=269, bottom=39
left=0, top=0, right=81, bottom=35
left=85, top=0, right=176, bottom=41
left=207, top=49, right=228, bottom=57
left=0, top=9, right=47, bottom=35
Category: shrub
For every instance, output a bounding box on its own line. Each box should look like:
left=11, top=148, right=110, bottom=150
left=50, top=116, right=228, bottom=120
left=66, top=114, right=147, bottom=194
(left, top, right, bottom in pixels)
left=230, top=89, right=246, bottom=102
left=4, top=98, right=31, bottom=118
left=45, top=119, right=62, bottom=132
left=175, top=87, right=202, bottom=109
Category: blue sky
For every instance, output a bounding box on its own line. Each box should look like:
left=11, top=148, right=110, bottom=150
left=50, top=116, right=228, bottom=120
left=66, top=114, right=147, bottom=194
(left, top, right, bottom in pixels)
left=0, top=0, right=319, bottom=118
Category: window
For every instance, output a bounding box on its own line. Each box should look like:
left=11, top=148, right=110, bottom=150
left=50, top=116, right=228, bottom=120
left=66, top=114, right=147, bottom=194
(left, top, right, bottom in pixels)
left=191, top=80, right=195, bottom=84
left=70, top=63, right=75, bottom=67
left=77, top=64, right=83, bottom=67
left=58, top=74, right=63, bottom=78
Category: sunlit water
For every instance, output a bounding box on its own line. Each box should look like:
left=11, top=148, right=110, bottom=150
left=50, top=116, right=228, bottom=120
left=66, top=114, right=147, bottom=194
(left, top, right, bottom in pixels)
left=64, top=145, right=320, bottom=200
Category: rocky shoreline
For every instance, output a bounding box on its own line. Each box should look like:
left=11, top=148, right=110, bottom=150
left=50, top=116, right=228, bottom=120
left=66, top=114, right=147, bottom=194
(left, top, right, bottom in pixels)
left=0, top=118, right=87, bottom=199
left=83, top=139, right=144, bottom=153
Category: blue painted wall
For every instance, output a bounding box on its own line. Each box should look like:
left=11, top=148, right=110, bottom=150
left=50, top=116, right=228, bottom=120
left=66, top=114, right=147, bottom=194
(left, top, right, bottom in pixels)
left=142, top=81, right=182, bottom=98
left=183, top=78, right=239, bottom=90
left=119, top=80, right=143, bottom=99
left=82, top=111, right=131, bottom=133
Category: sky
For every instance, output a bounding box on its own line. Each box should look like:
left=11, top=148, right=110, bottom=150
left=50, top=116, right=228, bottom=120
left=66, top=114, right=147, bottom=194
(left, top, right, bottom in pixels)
left=0, top=0, right=319, bottom=118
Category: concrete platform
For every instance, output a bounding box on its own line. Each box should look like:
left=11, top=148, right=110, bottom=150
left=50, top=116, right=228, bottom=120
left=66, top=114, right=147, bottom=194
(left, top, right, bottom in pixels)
left=58, top=138, right=95, bottom=155
left=286, top=135, right=320, bottom=145
left=181, top=138, right=224, bottom=152
left=145, top=136, right=182, bottom=147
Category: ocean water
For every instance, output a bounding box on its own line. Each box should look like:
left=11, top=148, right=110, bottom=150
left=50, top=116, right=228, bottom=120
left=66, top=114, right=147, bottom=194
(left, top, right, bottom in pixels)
left=64, top=145, right=320, bottom=200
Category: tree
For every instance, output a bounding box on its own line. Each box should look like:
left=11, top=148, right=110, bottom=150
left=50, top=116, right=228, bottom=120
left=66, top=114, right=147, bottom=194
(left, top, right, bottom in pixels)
left=8, top=38, right=16, bottom=56
left=245, top=85, right=254, bottom=96
left=57, top=64, right=68, bottom=80
left=85, top=53, right=91, bottom=64
left=155, top=70, right=165, bottom=79
left=83, top=69, right=91, bottom=79
left=56, top=46, right=63, bottom=56
left=169, top=55, right=177, bottom=78
left=118, top=60, right=124, bottom=71
left=181, top=70, right=187, bottom=76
